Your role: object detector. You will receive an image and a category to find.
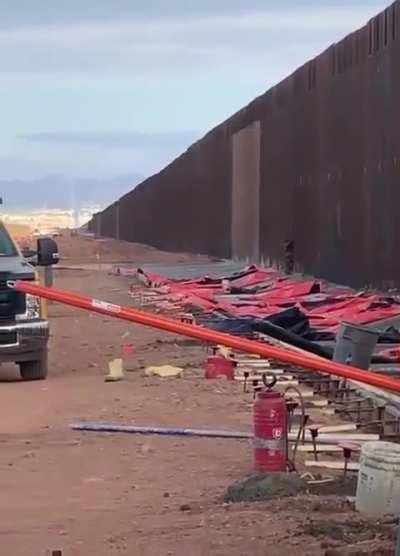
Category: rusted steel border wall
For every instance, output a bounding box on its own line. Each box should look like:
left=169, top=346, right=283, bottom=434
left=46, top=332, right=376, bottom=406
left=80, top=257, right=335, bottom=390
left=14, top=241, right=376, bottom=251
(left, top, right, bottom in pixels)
left=89, top=1, right=400, bottom=289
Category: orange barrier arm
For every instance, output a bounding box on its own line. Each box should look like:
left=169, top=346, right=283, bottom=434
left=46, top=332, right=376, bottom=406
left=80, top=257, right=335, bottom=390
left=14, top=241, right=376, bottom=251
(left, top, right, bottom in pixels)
left=10, top=279, right=400, bottom=393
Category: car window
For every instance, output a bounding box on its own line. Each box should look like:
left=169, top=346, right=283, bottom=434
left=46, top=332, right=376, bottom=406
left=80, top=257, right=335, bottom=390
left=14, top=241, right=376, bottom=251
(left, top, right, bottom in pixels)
left=0, top=224, right=18, bottom=256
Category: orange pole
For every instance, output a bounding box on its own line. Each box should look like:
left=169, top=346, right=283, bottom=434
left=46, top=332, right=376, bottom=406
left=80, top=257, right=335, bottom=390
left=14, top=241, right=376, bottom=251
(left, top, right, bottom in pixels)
left=11, top=280, right=400, bottom=393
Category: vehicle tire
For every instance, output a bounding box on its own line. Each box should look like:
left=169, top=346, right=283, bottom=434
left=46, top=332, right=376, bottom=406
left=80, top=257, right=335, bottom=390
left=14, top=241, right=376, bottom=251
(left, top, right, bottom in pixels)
left=19, top=353, right=48, bottom=381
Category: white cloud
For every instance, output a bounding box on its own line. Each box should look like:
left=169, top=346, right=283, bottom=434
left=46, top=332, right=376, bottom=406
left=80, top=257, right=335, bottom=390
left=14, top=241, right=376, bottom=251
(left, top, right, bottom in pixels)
left=0, top=6, right=385, bottom=46
left=0, top=4, right=387, bottom=74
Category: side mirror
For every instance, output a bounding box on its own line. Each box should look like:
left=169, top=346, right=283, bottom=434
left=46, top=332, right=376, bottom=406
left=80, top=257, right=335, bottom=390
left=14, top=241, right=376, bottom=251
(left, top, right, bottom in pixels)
left=37, top=238, right=59, bottom=266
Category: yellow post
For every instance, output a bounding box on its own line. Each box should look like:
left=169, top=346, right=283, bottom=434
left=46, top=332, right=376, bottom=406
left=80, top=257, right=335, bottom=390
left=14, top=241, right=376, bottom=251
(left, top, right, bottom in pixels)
left=37, top=269, right=49, bottom=319
left=41, top=297, right=48, bottom=320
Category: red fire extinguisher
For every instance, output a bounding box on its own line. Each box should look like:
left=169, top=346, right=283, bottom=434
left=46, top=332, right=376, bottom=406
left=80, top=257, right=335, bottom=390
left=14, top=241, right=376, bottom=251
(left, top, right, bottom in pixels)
left=254, top=375, right=288, bottom=473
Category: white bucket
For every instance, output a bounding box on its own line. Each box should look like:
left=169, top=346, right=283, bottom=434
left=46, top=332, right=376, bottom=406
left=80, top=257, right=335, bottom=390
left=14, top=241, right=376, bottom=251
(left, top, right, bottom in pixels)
left=356, top=441, right=400, bottom=517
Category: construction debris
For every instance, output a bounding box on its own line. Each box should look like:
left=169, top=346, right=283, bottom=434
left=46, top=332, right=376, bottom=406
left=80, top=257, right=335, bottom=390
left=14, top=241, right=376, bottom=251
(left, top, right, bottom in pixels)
left=12, top=280, right=400, bottom=394
left=105, top=358, right=124, bottom=382
left=145, top=365, right=184, bottom=378
left=72, top=423, right=252, bottom=439
left=14, top=273, right=400, bottom=480
left=11, top=238, right=400, bottom=555
left=127, top=265, right=400, bottom=390
left=133, top=266, right=400, bottom=352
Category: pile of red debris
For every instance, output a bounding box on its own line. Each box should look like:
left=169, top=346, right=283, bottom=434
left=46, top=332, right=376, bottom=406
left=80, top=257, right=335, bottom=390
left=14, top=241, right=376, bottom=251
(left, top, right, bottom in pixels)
left=134, top=265, right=400, bottom=334
left=111, top=264, right=400, bottom=363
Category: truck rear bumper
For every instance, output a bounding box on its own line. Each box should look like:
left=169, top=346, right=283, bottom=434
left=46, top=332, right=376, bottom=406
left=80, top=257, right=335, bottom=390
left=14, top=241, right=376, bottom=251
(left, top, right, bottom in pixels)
left=0, top=320, right=49, bottom=362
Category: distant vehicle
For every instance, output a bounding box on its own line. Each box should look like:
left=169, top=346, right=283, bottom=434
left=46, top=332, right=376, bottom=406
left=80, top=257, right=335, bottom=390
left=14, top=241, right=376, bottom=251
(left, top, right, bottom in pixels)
left=0, top=221, right=59, bottom=380
left=33, top=228, right=61, bottom=238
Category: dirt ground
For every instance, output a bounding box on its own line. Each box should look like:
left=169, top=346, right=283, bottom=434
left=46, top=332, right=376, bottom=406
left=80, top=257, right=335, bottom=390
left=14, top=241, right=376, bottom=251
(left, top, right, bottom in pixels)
left=0, top=240, right=394, bottom=555
left=54, top=230, right=214, bottom=265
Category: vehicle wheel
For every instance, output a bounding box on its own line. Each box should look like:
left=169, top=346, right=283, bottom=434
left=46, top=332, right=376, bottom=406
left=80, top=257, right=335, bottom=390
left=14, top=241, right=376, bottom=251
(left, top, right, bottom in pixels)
left=19, top=354, right=48, bottom=381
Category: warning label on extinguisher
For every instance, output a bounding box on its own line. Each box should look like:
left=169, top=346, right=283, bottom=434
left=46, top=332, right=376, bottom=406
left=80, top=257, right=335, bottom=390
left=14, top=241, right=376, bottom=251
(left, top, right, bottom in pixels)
left=272, top=427, right=283, bottom=440
left=253, top=437, right=284, bottom=450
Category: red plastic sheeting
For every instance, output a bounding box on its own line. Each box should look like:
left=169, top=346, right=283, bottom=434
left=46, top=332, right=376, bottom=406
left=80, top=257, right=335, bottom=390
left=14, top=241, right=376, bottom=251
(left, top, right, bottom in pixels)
left=228, top=270, right=275, bottom=288
left=136, top=266, right=400, bottom=333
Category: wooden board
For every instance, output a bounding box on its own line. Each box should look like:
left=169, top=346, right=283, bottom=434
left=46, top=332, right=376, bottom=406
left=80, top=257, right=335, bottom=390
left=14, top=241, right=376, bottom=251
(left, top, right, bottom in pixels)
left=298, top=445, right=344, bottom=453
left=311, top=399, right=329, bottom=407
left=318, top=424, right=357, bottom=433
left=235, top=378, right=299, bottom=386
left=297, top=432, right=379, bottom=442
left=290, top=424, right=357, bottom=435
left=235, top=369, right=288, bottom=377
left=321, top=408, right=336, bottom=416
left=277, top=388, right=314, bottom=399
left=305, top=461, right=360, bottom=471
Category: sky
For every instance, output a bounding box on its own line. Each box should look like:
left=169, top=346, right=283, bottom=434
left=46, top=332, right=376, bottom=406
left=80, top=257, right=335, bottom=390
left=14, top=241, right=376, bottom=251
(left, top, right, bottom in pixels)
left=0, top=0, right=392, bottom=181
